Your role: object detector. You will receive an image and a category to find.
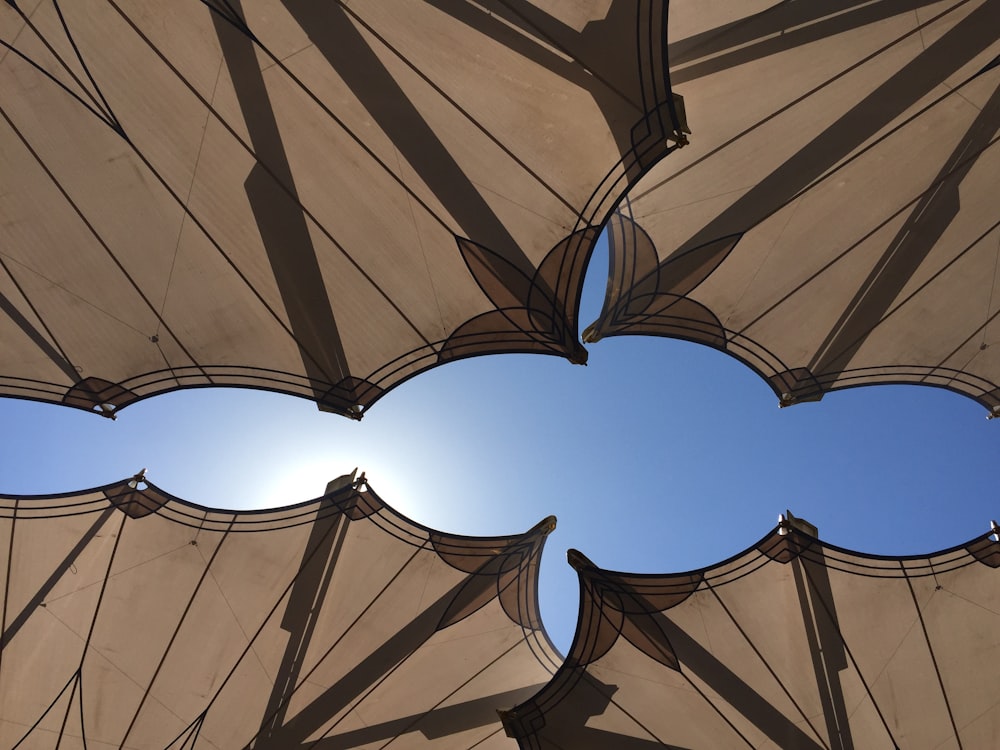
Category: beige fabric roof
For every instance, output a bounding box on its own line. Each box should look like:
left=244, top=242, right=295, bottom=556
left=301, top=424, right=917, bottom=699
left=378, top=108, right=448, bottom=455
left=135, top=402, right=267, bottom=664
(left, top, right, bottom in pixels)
left=0, top=473, right=559, bottom=748
left=502, top=517, right=1000, bottom=749
left=586, top=0, right=1000, bottom=412
left=0, top=1, right=686, bottom=418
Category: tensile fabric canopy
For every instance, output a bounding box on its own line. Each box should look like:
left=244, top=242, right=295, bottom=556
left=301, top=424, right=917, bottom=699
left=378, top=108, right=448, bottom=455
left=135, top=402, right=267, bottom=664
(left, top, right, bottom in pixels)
left=586, top=0, right=1000, bottom=412
left=0, top=0, right=687, bottom=419
left=0, top=473, right=560, bottom=749
left=502, top=514, right=1000, bottom=748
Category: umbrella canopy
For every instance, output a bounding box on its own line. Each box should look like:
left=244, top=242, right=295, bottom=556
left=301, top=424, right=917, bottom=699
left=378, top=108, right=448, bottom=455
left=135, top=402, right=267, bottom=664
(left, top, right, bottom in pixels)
left=502, top=515, right=1000, bottom=748
left=0, top=0, right=687, bottom=419
left=585, top=0, right=1000, bottom=412
left=0, top=472, right=560, bottom=748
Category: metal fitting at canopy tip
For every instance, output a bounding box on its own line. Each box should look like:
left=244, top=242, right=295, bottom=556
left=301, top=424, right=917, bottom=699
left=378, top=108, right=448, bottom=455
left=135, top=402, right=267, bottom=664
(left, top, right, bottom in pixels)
left=778, top=510, right=818, bottom=538
left=667, top=93, right=691, bottom=146
left=128, top=468, right=148, bottom=490
left=96, top=403, right=118, bottom=419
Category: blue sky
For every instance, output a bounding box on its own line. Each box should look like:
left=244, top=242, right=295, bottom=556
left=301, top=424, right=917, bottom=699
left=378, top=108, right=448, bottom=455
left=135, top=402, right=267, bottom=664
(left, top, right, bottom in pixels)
left=1, top=234, right=998, bottom=653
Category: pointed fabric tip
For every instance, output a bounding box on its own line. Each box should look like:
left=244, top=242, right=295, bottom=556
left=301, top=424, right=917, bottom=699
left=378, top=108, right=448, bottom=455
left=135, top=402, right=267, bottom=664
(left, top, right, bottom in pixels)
left=567, top=548, right=596, bottom=572
left=568, top=343, right=588, bottom=365
left=531, top=515, right=557, bottom=535
left=581, top=324, right=601, bottom=343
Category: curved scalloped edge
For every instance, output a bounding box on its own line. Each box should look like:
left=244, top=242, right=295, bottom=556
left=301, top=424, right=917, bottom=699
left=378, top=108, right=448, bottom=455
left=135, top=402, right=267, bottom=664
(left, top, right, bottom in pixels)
left=587, top=210, right=1000, bottom=416
left=29, top=217, right=597, bottom=422
left=0, top=474, right=562, bottom=647
left=53, top=370, right=384, bottom=421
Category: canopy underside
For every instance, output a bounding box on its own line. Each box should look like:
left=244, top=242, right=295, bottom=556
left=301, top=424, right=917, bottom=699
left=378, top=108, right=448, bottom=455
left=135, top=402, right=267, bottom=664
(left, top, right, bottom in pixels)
left=588, top=0, right=1000, bottom=413
left=503, top=523, right=1000, bottom=749
left=0, top=0, right=685, bottom=418
left=0, top=476, right=559, bottom=749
